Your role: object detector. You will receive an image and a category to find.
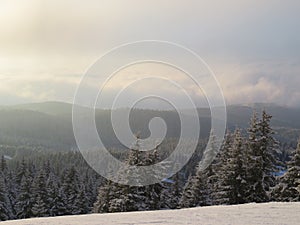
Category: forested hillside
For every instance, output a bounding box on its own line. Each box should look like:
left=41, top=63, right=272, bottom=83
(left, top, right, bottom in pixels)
left=0, top=102, right=300, bottom=152
left=0, top=109, right=299, bottom=221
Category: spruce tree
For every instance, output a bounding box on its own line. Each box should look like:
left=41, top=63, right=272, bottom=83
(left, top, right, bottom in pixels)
left=74, top=184, right=90, bottom=215
left=32, top=195, right=48, bottom=217
left=46, top=173, right=65, bottom=216
left=272, top=139, right=300, bottom=201
left=245, top=111, right=269, bottom=202
left=6, top=171, right=17, bottom=219
left=61, top=166, right=82, bottom=215
left=245, top=110, right=280, bottom=202
left=179, top=169, right=210, bottom=208
left=32, top=169, right=49, bottom=217
left=211, top=131, right=233, bottom=205
left=15, top=175, right=34, bottom=219
left=216, top=129, right=248, bottom=205
left=0, top=174, right=10, bottom=221
left=161, top=168, right=183, bottom=209
left=93, top=179, right=115, bottom=213
left=94, top=138, right=168, bottom=213
left=258, top=110, right=280, bottom=191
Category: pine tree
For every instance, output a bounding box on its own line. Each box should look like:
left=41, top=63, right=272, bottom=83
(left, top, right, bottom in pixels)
left=93, top=179, right=115, bottom=213
left=32, top=169, right=49, bottom=217
left=94, top=138, right=168, bottom=213
left=244, top=110, right=280, bottom=202
left=272, top=139, right=300, bottom=201
left=258, top=110, right=280, bottom=191
left=161, top=169, right=183, bottom=209
left=6, top=171, right=17, bottom=219
left=46, top=172, right=65, bottom=216
left=32, top=195, right=48, bottom=217
left=180, top=131, right=221, bottom=208
left=201, top=133, right=222, bottom=205
left=74, top=184, right=90, bottom=215
left=245, top=111, right=269, bottom=202
left=179, top=169, right=210, bottom=208
left=216, top=129, right=248, bottom=205
left=0, top=174, right=10, bottom=221
left=61, top=166, right=81, bottom=215
left=15, top=175, right=34, bottom=219
left=211, top=131, right=233, bottom=205
left=179, top=175, right=196, bottom=208
left=83, top=170, right=98, bottom=211
left=16, top=159, right=28, bottom=186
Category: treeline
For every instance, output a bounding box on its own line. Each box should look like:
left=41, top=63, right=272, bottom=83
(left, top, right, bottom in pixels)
left=0, top=110, right=299, bottom=221
left=0, top=153, right=101, bottom=221
left=93, top=110, right=300, bottom=213
left=0, top=139, right=205, bottom=221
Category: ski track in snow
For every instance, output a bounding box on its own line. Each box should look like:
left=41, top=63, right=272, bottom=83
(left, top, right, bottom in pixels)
left=2, top=202, right=300, bottom=225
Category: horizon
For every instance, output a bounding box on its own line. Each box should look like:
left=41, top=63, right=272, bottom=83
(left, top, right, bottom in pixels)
left=1, top=100, right=300, bottom=110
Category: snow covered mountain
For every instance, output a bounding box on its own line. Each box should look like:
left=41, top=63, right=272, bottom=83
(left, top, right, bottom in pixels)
left=2, top=202, right=300, bottom=225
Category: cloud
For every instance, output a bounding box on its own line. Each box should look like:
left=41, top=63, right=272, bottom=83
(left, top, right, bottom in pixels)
left=217, top=60, right=300, bottom=107
left=0, top=0, right=299, bottom=107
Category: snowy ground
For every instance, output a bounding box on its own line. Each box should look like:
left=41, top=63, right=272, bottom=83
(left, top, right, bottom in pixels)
left=3, top=202, right=300, bottom=225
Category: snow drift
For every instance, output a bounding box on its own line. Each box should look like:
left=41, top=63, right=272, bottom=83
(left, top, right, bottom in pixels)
left=2, top=202, right=300, bottom=225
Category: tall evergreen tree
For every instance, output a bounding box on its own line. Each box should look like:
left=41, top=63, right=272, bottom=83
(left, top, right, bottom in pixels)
left=32, top=169, right=49, bottom=217
left=258, top=110, right=280, bottom=190
left=46, top=172, right=65, bottom=216
left=61, top=166, right=81, bottom=215
left=180, top=133, right=220, bottom=208
left=0, top=174, right=10, bottom=221
left=272, top=139, right=300, bottom=201
left=245, top=110, right=280, bottom=202
left=216, top=129, right=248, bottom=205
left=93, top=179, right=115, bottom=213
left=94, top=138, right=168, bottom=213
left=15, top=175, right=34, bottom=219
left=211, top=131, right=233, bottom=205
left=245, top=111, right=269, bottom=202
left=179, top=169, right=210, bottom=208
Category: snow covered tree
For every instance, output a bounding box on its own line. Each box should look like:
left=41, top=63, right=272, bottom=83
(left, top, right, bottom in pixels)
left=272, top=139, right=300, bottom=201
left=61, top=166, right=81, bottom=215
left=94, top=138, right=168, bottom=213
left=245, top=110, right=280, bottom=203
left=5, top=171, right=17, bottom=219
left=258, top=110, right=280, bottom=190
left=93, top=179, right=115, bottom=213
left=180, top=131, right=222, bottom=208
left=0, top=174, right=10, bottom=221
left=74, top=185, right=90, bottom=215
left=16, top=159, right=28, bottom=186
left=211, top=131, right=233, bottom=205
left=46, top=173, right=65, bottom=216
left=32, top=195, right=48, bottom=217
left=15, top=175, right=34, bottom=219
left=179, top=169, right=210, bottom=208
left=215, top=129, right=248, bottom=205
left=245, top=111, right=269, bottom=203
left=161, top=166, right=184, bottom=209
left=32, top=169, right=49, bottom=217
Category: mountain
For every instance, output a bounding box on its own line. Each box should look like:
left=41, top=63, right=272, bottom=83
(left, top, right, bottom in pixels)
left=0, top=102, right=299, bottom=152
left=2, top=202, right=300, bottom=225
left=9, top=101, right=74, bottom=116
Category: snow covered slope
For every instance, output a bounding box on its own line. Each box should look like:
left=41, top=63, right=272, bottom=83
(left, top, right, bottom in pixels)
left=3, top=202, right=300, bottom=225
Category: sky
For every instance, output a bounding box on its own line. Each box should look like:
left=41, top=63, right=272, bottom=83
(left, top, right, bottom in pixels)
left=0, top=0, right=299, bottom=107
